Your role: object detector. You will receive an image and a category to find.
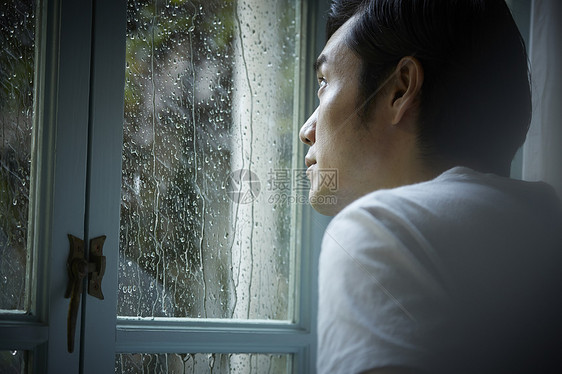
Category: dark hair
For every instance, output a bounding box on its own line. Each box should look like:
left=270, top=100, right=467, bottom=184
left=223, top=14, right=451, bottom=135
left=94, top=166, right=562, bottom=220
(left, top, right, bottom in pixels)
left=326, top=0, right=531, bottom=175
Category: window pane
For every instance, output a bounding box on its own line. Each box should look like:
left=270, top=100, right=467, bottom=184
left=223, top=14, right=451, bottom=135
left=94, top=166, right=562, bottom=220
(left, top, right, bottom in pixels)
left=115, top=353, right=291, bottom=374
left=119, top=0, right=300, bottom=319
left=0, top=0, right=36, bottom=312
left=0, top=350, right=29, bottom=373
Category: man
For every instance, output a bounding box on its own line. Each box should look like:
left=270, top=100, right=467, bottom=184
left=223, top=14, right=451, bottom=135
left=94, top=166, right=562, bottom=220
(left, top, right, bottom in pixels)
left=300, top=0, right=562, bottom=373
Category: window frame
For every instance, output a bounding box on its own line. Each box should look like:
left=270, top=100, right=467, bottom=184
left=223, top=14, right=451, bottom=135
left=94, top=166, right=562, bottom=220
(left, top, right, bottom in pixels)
left=0, top=0, right=94, bottom=371
left=0, top=0, right=332, bottom=372
left=81, top=0, right=331, bottom=373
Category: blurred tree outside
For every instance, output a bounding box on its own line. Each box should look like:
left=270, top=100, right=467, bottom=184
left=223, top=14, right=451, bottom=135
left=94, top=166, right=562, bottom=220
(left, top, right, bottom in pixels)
left=119, top=0, right=298, bottom=320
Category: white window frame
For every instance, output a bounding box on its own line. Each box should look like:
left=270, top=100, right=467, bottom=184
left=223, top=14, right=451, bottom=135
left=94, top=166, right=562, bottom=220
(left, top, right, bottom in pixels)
left=0, top=0, right=333, bottom=373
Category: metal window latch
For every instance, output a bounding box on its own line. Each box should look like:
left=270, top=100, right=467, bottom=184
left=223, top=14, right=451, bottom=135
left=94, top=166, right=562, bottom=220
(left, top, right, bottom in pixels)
left=64, top=234, right=106, bottom=353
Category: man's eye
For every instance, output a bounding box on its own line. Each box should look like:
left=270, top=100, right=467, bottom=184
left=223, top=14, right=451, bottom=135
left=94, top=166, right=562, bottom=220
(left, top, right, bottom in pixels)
left=317, top=77, right=327, bottom=89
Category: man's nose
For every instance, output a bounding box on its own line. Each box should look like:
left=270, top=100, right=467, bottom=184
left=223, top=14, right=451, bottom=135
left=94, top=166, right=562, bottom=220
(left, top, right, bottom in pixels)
left=299, top=108, right=317, bottom=145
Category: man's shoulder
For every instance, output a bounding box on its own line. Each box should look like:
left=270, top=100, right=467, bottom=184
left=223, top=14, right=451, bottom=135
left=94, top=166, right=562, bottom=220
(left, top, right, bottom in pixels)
left=335, top=167, right=476, bottom=222
left=340, top=166, right=561, bottom=222
left=328, top=166, right=562, bottom=263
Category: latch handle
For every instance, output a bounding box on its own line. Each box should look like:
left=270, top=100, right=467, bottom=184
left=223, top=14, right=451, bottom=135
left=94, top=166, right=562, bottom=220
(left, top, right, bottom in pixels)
left=65, top=235, right=86, bottom=353
left=65, top=234, right=107, bottom=353
left=88, top=235, right=106, bottom=299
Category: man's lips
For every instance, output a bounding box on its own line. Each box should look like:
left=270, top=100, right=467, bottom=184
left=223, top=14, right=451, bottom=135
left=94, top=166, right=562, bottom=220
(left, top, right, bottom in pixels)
left=305, top=157, right=316, bottom=168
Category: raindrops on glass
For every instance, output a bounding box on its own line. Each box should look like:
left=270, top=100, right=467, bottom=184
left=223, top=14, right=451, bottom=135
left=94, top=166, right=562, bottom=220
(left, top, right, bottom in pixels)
left=118, top=0, right=299, bottom=322
left=0, top=0, right=36, bottom=312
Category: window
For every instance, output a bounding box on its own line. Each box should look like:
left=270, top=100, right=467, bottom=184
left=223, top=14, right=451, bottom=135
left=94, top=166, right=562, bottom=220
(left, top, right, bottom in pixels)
left=115, top=0, right=320, bottom=371
left=0, top=0, right=36, bottom=315
left=0, top=0, right=330, bottom=372
left=119, top=0, right=300, bottom=321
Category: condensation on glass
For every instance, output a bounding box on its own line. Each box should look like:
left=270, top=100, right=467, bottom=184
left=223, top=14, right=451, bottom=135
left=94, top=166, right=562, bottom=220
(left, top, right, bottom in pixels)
left=119, top=0, right=300, bottom=319
left=0, top=0, right=36, bottom=312
left=115, top=353, right=291, bottom=374
left=0, top=350, right=29, bottom=373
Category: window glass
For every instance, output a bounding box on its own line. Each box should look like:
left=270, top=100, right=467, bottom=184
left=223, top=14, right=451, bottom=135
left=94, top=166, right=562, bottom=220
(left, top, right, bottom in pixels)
left=119, top=0, right=300, bottom=319
left=0, top=0, right=36, bottom=312
left=116, top=353, right=291, bottom=373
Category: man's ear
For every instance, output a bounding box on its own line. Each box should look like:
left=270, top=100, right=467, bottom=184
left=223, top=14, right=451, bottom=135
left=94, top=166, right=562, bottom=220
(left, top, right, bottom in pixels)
left=389, top=56, right=423, bottom=125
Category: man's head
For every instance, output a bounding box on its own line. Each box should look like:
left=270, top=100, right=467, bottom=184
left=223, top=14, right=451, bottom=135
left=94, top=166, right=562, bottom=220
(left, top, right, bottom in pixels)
left=300, top=0, right=531, bottom=215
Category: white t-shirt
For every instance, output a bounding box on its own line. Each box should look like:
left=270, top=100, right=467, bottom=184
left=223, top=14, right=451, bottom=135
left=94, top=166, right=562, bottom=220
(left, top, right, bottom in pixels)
left=317, top=167, right=562, bottom=374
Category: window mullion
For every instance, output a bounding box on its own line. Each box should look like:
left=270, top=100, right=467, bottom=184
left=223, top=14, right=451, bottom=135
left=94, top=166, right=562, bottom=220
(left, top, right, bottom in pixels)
left=79, top=0, right=127, bottom=373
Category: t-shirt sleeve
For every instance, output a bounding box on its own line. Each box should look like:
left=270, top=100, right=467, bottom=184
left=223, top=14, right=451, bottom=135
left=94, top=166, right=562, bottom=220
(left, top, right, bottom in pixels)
left=317, top=204, right=448, bottom=374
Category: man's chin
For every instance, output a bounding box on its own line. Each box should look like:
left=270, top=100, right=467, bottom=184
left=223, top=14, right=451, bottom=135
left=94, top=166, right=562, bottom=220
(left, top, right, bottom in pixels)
left=308, top=189, right=340, bottom=216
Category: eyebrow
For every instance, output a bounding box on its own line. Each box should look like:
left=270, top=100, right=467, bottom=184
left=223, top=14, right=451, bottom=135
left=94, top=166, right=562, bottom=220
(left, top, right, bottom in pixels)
left=313, top=54, right=327, bottom=74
